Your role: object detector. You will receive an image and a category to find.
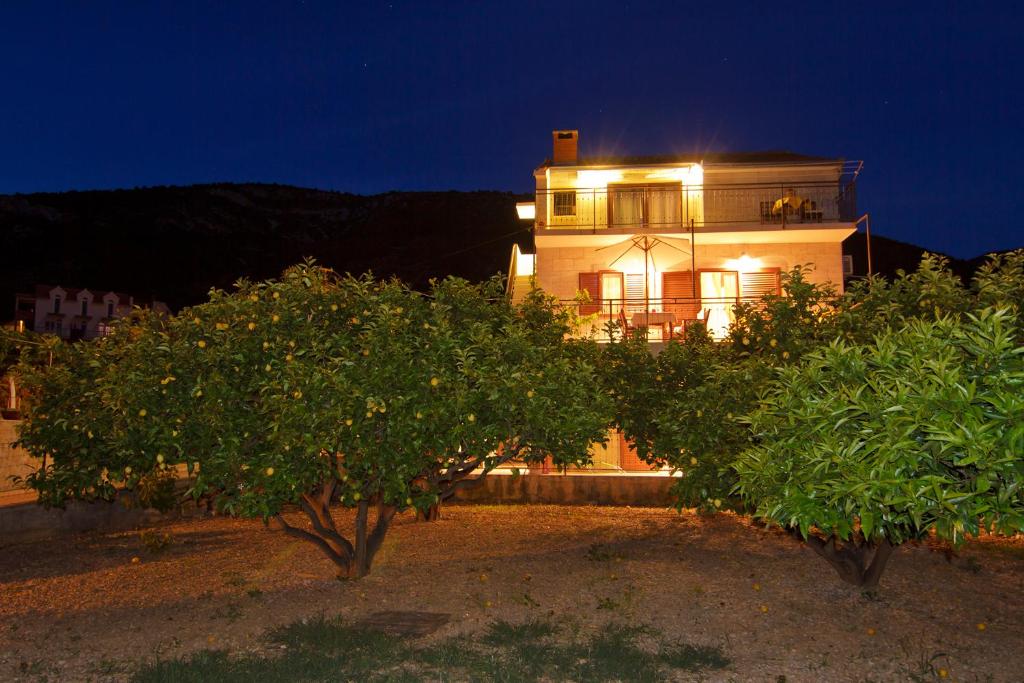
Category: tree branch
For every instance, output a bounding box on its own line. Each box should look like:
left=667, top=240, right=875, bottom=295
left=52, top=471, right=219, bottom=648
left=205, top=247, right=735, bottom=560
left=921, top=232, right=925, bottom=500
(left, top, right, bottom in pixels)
left=271, top=514, right=352, bottom=574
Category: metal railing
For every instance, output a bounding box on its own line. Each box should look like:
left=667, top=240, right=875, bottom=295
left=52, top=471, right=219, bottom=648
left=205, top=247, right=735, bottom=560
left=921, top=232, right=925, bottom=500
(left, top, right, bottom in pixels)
left=534, top=180, right=857, bottom=232
left=559, top=296, right=764, bottom=342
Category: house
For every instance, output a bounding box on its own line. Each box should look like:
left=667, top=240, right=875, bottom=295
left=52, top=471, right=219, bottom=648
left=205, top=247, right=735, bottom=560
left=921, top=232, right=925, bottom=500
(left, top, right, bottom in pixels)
left=510, top=130, right=861, bottom=341
left=508, top=130, right=863, bottom=472
left=14, top=285, right=169, bottom=341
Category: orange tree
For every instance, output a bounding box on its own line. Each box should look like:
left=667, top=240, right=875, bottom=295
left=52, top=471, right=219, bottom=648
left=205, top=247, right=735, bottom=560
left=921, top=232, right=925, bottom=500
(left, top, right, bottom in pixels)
left=16, top=263, right=610, bottom=578
left=734, top=309, right=1024, bottom=589
left=598, top=323, right=764, bottom=510
left=599, top=268, right=831, bottom=511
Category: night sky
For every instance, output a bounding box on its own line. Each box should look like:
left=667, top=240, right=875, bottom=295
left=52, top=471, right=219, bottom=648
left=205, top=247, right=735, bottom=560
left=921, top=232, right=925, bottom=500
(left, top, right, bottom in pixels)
left=2, top=2, right=1021, bottom=259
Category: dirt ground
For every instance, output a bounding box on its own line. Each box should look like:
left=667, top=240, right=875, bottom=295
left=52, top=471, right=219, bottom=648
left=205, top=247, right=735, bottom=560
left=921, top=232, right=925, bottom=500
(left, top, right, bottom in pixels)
left=1, top=503, right=1022, bottom=682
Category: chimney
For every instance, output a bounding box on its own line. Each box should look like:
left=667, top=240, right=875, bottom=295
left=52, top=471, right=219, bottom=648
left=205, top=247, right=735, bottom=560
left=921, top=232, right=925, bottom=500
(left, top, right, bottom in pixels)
left=552, top=130, right=578, bottom=165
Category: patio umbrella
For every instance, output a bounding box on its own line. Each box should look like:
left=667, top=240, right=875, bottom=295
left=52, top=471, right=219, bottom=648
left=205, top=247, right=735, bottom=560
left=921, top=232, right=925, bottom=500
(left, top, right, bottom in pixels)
left=596, top=235, right=692, bottom=321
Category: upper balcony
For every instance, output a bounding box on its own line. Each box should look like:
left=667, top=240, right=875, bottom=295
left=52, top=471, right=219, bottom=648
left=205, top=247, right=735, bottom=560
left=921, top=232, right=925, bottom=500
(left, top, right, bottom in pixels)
left=531, top=177, right=858, bottom=234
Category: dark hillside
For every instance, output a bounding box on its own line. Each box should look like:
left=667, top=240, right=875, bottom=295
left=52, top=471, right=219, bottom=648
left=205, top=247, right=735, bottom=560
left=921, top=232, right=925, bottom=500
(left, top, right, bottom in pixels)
left=0, top=184, right=531, bottom=311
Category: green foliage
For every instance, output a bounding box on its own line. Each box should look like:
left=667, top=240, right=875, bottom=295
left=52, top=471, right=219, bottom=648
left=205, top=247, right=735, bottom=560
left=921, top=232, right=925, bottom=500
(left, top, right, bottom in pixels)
left=729, top=266, right=840, bottom=364
left=16, top=263, right=610, bottom=577
left=972, top=249, right=1024, bottom=325
left=833, top=253, right=972, bottom=344
left=600, top=323, right=765, bottom=509
left=735, top=309, right=1024, bottom=550
left=132, top=616, right=729, bottom=682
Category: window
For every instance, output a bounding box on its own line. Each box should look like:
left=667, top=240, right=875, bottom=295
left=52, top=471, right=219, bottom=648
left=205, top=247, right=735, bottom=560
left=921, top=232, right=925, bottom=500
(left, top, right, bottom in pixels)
left=842, top=254, right=854, bottom=276
left=624, top=273, right=645, bottom=312
left=699, top=270, right=739, bottom=339
left=578, top=271, right=624, bottom=315
left=81, top=299, right=88, bottom=316
left=552, top=191, right=576, bottom=217
left=608, top=183, right=681, bottom=228
left=53, top=296, right=61, bottom=314
left=107, top=301, right=115, bottom=317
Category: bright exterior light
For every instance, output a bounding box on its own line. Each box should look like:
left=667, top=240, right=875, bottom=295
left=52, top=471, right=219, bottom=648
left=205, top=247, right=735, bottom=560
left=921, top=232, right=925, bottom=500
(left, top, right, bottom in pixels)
left=575, top=169, right=624, bottom=188
left=643, top=163, right=703, bottom=186
left=515, top=202, right=535, bottom=220
left=724, top=254, right=763, bottom=272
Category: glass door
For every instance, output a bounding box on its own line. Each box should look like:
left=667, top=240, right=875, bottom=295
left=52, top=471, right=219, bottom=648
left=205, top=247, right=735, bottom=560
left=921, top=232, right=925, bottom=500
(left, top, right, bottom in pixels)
left=699, top=270, right=739, bottom=339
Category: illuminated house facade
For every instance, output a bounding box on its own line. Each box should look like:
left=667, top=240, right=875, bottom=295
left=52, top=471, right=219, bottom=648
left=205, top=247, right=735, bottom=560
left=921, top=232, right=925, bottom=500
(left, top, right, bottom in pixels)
left=508, top=130, right=862, bottom=471
left=510, top=130, right=861, bottom=342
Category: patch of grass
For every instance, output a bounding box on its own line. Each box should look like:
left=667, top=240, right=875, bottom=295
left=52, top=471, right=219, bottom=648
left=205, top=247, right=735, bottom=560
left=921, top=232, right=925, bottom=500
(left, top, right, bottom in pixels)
left=132, top=615, right=729, bottom=683
left=586, top=542, right=624, bottom=562
left=212, top=603, right=244, bottom=623
left=480, top=618, right=557, bottom=646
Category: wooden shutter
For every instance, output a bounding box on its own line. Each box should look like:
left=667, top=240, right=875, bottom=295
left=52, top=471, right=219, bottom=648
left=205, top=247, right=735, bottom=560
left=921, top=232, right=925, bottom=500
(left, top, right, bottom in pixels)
left=618, top=432, right=654, bottom=471
left=662, top=271, right=699, bottom=319
left=739, top=268, right=781, bottom=308
left=578, top=272, right=600, bottom=314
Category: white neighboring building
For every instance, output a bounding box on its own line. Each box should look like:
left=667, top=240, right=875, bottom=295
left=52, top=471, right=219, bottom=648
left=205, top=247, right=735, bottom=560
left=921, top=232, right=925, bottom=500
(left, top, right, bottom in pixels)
left=15, top=285, right=169, bottom=340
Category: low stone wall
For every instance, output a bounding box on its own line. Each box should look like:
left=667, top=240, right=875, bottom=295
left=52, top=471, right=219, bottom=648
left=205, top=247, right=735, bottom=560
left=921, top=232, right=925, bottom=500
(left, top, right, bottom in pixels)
left=0, top=419, right=37, bottom=493
left=453, top=473, right=676, bottom=507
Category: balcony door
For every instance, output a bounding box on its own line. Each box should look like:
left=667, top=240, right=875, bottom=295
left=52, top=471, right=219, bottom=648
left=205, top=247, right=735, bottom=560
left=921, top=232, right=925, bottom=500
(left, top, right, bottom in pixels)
left=608, top=183, right=682, bottom=230
left=699, top=270, right=739, bottom=339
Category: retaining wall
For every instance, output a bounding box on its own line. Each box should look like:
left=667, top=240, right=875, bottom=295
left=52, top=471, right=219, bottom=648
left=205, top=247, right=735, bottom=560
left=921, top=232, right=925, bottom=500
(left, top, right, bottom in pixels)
left=453, top=473, right=676, bottom=507
left=0, top=419, right=37, bottom=493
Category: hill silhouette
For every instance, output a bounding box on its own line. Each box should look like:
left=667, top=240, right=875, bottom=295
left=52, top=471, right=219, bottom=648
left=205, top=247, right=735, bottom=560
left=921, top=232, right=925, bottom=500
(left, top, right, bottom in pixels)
left=0, top=183, right=532, bottom=311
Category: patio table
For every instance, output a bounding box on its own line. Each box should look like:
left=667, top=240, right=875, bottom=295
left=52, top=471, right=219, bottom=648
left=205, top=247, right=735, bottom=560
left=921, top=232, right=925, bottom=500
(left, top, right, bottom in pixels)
left=631, top=311, right=676, bottom=339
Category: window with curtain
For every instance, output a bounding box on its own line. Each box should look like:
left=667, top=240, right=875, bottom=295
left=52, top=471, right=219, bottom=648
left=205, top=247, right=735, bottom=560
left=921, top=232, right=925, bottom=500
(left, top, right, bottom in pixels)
left=608, top=183, right=682, bottom=228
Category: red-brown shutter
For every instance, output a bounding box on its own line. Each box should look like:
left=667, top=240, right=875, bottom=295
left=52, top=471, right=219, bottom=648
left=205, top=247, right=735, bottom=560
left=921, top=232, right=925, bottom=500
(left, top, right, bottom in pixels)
left=739, top=268, right=781, bottom=308
left=619, top=432, right=654, bottom=471
left=662, top=271, right=699, bottom=320
left=579, top=272, right=600, bottom=314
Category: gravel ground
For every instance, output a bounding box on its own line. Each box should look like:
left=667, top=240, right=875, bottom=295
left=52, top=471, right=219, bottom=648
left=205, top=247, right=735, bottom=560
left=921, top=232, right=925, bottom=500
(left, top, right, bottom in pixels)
left=1, top=503, right=1022, bottom=682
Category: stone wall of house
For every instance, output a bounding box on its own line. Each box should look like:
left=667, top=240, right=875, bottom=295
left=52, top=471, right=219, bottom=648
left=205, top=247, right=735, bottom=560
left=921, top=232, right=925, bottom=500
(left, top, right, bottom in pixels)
left=0, top=420, right=38, bottom=493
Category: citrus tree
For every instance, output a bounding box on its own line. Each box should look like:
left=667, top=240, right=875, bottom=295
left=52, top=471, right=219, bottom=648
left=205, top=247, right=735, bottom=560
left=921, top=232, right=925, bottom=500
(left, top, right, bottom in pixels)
left=728, top=266, right=840, bottom=364
left=16, top=263, right=610, bottom=578
left=734, top=309, right=1024, bottom=589
left=599, top=323, right=766, bottom=510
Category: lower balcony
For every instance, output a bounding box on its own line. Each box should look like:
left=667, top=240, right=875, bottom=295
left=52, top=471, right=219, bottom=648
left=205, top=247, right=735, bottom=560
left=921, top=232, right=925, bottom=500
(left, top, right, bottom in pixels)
left=559, top=296, right=759, bottom=342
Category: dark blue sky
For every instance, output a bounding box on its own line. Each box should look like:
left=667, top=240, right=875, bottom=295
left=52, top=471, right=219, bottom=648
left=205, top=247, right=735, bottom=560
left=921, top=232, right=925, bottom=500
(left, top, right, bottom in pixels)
left=2, top=2, right=1021, bottom=258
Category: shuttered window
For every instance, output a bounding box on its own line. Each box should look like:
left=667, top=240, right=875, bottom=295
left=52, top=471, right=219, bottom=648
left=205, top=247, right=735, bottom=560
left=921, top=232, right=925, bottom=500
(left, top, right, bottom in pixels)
left=662, top=271, right=700, bottom=319
left=579, top=272, right=627, bottom=316
left=624, top=273, right=645, bottom=312
left=739, top=268, right=781, bottom=307
left=578, top=272, right=600, bottom=314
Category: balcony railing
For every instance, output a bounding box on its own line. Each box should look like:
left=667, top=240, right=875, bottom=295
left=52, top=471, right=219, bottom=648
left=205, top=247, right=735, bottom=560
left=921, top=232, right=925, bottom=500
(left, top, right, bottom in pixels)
left=559, top=296, right=765, bottom=342
left=535, top=180, right=857, bottom=232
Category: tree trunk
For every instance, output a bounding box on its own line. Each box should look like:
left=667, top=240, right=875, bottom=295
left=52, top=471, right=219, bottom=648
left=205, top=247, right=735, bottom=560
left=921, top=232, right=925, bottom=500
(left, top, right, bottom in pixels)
left=804, top=534, right=897, bottom=589
left=418, top=503, right=441, bottom=521
left=348, top=498, right=396, bottom=577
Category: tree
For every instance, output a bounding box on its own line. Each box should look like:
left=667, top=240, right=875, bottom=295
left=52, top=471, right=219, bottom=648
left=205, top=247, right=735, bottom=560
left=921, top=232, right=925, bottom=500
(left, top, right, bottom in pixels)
left=734, top=309, right=1024, bottom=589
left=16, top=263, right=611, bottom=578
left=599, top=323, right=766, bottom=510
left=728, top=265, right=840, bottom=364
left=832, top=253, right=971, bottom=344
